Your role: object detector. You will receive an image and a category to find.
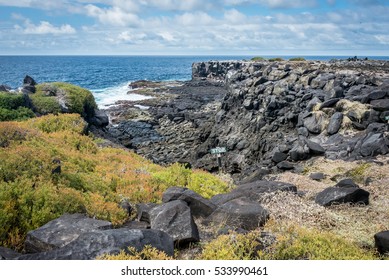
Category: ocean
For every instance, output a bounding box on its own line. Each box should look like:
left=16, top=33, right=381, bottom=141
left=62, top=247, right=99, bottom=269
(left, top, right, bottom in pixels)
left=1, top=55, right=388, bottom=108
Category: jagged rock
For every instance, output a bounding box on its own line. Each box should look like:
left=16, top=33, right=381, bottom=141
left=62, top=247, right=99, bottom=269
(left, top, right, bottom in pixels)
left=136, top=203, right=159, bottom=223
left=18, top=229, right=174, bottom=260
left=91, top=109, right=109, bottom=127
left=315, top=179, right=370, bottom=206
left=162, top=187, right=216, bottom=218
left=303, top=112, right=328, bottom=134
left=366, top=90, right=387, bottom=101
left=305, top=139, right=325, bottom=155
left=272, top=152, right=288, bottom=163
left=289, top=141, right=311, bottom=161
left=23, top=75, right=37, bottom=86
left=0, top=247, right=21, bottom=260
left=360, top=133, right=388, bottom=157
left=374, top=231, right=389, bottom=254
left=319, top=98, right=340, bottom=109
left=149, top=200, right=199, bottom=245
left=0, top=85, right=11, bottom=92
left=327, top=112, right=343, bottom=135
left=211, top=180, right=297, bottom=205
left=277, top=161, right=294, bottom=170
left=370, top=99, right=389, bottom=111
left=309, top=172, right=325, bottom=181
left=22, top=75, right=37, bottom=94
left=205, top=197, right=269, bottom=230
left=24, top=214, right=112, bottom=253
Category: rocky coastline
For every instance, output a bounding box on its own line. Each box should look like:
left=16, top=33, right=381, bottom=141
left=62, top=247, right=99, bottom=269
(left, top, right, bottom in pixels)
left=101, top=59, right=389, bottom=181
left=2, top=58, right=389, bottom=260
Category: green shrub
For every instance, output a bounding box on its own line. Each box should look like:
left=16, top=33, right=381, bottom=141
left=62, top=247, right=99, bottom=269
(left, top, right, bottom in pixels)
left=25, top=113, right=87, bottom=134
left=289, top=57, right=306, bottom=61
left=151, top=163, right=231, bottom=199
left=33, top=83, right=97, bottom=117
left=200, top=232, right=261, bottom=260
left=187, top=170, right=230, bottom=199
left=29, top=94, right=62, bottom=115
left=0, top=92, right=26, bottom=109
left=260, top=226, right=376, bottom=260
left=269, top=57, right=284, bottom=62
left=0, top=107, right=35, bottom=121
left=251, top=56, right=265, bottom=61
left=97, top=245, right=173, bottom=260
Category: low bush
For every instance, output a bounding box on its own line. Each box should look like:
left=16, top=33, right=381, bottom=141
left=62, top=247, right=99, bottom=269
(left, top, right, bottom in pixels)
left=0, top=92, right=35, bottom=121
left=97, top=245, right=173, bottom=260
left=0, top=114, right=231, bottom=249
left=251, top=56, right=265, bottom=61
left=289, top=57, right=306, bottom=61
left=0, top=92, right=26, bottom=109
left=260, top=225, right=377, bottom=260
left=199, top=232, right=261, bottom=260
left=268, top=57, right=284, bottom=62
left=33, top=83, right=97, bottom=117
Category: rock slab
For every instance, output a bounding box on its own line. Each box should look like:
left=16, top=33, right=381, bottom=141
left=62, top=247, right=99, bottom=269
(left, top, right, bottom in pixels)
left=19, top=229, right=174, bottom=260
left=24, top=213, right=112, bottom=253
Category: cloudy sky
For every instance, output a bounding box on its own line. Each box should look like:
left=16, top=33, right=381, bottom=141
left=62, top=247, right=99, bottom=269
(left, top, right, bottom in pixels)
left=0, top=0, right=388, bottom=55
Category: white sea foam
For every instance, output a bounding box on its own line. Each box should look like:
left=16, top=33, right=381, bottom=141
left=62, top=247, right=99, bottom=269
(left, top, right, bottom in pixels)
left=92, top=82, right=153, bottom=109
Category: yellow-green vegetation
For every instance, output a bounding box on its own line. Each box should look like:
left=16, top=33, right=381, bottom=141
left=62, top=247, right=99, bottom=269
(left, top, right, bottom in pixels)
left=0, top=92, right=35, bottom=121
left=199, top=232, right=261, bottom=260
left=0, top=114, right=231, bottom=250
left=260, top=225, right=376, bottom=260
left=289, top=57, right=306, bottom=61
left=199, top=225, right=377, bottom=260
left=251, top=56, right=265, bottom=61
left=344, top=162, right=371, bottom=184
left=97, top=245, right=173, bottom=260
left=151, top=163, right=231, bottom=199
left=32, top=82, right=97, bottom=117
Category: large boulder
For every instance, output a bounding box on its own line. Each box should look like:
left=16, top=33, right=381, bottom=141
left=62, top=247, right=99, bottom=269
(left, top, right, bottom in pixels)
left=149, top=200, right=199, bottom=245
left=211, top=180, right=297, bottom=205
left=374, top=231, right=389, bottom=254
left=162, top=187, right=217, bottom=218
left=22, top=75, right=37, bottom=94
left=24, top=213, right=112, bottom=253
left=205, top=198, right=269, bottom=230
left=305, top=139, right=325, bottom=155
left=315, top=179, right=370, bottom=206
left=18, top=229, right=174, bottom=260
left=90, top=109, right=109, bottom=127
left=359, top=133, right=388, bottom=157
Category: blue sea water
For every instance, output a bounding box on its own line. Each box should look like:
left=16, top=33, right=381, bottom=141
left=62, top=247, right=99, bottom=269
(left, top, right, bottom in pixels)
left=1, top=55, right=388, bottom=107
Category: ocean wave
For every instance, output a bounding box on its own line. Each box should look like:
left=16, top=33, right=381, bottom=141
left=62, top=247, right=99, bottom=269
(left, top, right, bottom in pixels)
left=91, top=82, right=153, bottom=109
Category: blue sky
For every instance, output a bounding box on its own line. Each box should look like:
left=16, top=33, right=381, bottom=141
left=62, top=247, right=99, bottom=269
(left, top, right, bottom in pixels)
left=0, top=0, right=388, bottom=55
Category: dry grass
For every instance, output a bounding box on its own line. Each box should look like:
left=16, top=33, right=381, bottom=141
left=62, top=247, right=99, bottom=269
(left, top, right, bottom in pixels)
left=263, top=157, right=389, bottom=248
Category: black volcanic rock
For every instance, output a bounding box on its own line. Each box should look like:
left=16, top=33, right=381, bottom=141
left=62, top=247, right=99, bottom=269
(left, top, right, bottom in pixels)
left=24, top=214, right=112, bottom=253
left=374, top=231, right=389, bottom=254
left=162, top=187, right=216, bottom=218
left=18, top=229, right=174, bottom=260
left=149, top=200, right=199, bottom=245
left=205, top=197, right=269, bottom=230
left=315, top=179, right=369, bottom=206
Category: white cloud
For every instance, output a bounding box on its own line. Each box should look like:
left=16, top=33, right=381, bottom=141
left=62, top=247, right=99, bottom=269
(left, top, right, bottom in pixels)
left=15, top=20, right=76, bottom=35
left=85, top=4, right=140, bottom=26
left=175, top=11, right=215, bottom=26
left=224, top=9, right=246, bottom=23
